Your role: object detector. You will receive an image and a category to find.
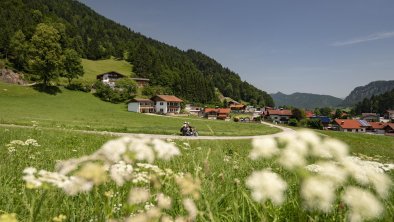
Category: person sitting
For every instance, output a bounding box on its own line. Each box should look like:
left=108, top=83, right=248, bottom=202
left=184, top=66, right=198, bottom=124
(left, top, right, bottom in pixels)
left=180, top=122, right=189, bottom=136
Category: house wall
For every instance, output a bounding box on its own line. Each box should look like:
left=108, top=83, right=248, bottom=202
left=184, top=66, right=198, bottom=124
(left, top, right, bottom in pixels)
left=155, top=101, right=168, bottom=114
left=128, top=102, right=140, bottom=112
left=270, top=115, right=290, bottom=123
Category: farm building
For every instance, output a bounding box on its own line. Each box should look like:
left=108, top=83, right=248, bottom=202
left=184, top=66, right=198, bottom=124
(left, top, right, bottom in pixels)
left=128, top=98, right=155, bottom=113
left=128, top=95, right=183, bottom=114
left=203, top=108, right=231, bottom=120
left=333, top=119, right=370, bottom=133
left=96, top=71, right=125, bottom=87
left=263, top=109, right=293, bottom=124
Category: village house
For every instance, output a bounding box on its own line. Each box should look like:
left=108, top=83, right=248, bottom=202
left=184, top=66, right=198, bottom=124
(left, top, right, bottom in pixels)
left=263, top=109, right=293, bottom=124
left=127, top=95, right=183, bottom=114
left=367, top=122, right=387, bottom=134
left=383, top=123, right=394, bottom=136
left=131, top=77, right=150, bottom=88
left=128, top=98, right=155, bottom=113
left=385, top=110, right=394, bottom=121
left=203, top=108, right=231, bottom=120
left=151, top=95, right=183, bottom=114
left=184, top=104, right=203, bottom=116
left=96, top=71, right=125, bottom=87
left=361, top=113, right=380, bottom=122
left=333, top=119, right=370, bottom=133
left=97, top=71, right=150, bottom=88
left=229, top=104, right=246, bottom=113
left=305, top=111, right=314, bottom=118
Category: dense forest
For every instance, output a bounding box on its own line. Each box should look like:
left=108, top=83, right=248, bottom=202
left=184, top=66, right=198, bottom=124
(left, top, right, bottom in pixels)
left=271, top=92, right=343, bottom=109
left=353, top=89, right=394, bottom=115
left=0, top=0, right=274, bottom=106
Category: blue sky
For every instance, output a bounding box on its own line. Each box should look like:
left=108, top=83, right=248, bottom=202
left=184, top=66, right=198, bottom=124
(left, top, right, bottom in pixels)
left=80, top=0, right=394, bottom=98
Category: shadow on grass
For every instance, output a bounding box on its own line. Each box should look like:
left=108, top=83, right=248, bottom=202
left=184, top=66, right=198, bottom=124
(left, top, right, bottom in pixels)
left=32, top=84, right=62, bottom=95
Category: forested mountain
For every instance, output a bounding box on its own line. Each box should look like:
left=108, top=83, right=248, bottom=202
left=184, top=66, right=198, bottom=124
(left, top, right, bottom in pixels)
left=271, top=92, right=343, bottom=109
left=342, top=80, right=394, bottom=106
left=353, top=89, right=394, bottom=115
left=0, top=0, right=273, bottom=106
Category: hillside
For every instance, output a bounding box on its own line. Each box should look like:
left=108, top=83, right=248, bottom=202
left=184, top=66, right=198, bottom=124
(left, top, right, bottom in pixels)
left=0, top=82, right=279, bottom=136
left=342, top=80, right=394, bottom=106
left=353, top=88, right=394, bottom=115
left=0, top=0, right=273, bottom=106
left=271, top=92, right=343, bottom=109
left=81, top=58, right=133, bottom=83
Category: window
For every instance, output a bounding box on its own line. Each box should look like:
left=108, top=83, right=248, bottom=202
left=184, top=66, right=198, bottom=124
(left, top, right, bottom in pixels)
left=160, top=102, right=164, bottom=105
left=160, top=108, right=163, bottom=112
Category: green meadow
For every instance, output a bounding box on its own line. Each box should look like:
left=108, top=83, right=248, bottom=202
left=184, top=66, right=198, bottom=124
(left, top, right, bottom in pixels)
left=0, top=82, right=280, bottom=136
left=80, top=58, right=134, bottom=83
left=0, top=126, right=393, bottom=221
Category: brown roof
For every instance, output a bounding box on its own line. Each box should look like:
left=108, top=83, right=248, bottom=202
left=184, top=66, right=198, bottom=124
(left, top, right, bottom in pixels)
left=384, top=123, right=394, bottom=130
left=334, top=119, right=361, bottom=129
left=151, top=95, right=183, bottom=102
left=96, top=71, right=125, bottom=79
left=130, top=98, right=153, bottom=102
left=369, top=122, right=386, bottom=129
left=230, top=104, right=246, bottom=109
left=362, top=113, right=378, bottom=117
left=204, top=108, right=231, bottom=114
left=267, top=109, right=293, bottom=116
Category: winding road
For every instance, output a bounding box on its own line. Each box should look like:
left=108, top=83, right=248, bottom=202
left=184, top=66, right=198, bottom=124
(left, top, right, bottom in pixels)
left=0, top=122, right=295, bottom=140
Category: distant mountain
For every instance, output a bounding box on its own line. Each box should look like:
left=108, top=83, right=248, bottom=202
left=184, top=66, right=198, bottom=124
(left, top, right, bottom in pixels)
left=271, top=92, right=343, bottom=109
left=342, top=80, right=394, bottom=106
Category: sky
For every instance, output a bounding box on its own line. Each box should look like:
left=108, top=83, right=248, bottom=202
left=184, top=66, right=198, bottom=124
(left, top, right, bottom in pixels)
left=80, top=0, right=394, bottom=98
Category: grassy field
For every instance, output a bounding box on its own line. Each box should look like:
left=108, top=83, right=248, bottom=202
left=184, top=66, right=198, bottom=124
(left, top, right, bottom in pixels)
left=0, top=126, right=393, bottom=221
left=318, top=130, right=394, bottom=162
left=80, top=58, right=134, bottom=83
left=0, top=82, right=280, bottom=136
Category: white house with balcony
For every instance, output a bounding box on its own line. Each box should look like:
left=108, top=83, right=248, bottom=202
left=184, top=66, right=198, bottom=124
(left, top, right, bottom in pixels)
left=151, top=95, right=183, bottom=114
left=96, top=71, right=125, bottom=88
left=127, top=95, right=183, bottom=114
left=128, top=98, right=155, bottom=113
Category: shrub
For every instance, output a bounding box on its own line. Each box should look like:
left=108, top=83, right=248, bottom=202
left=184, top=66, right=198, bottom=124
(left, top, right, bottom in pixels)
left=65, top=80, right=92, bottom=92
left=288, top=118, right=298, bottom=127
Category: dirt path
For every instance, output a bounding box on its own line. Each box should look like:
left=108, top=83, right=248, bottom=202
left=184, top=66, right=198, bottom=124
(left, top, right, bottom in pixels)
left=0, top=122, right=295, bottom=140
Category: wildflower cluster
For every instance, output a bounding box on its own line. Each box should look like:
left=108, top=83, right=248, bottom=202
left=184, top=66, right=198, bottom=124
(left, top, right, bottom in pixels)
left=22, top=136, right=202, bottom=221
left=5, top=139, right=40, bottom=154
left=247, top=130, right=392, bottom=222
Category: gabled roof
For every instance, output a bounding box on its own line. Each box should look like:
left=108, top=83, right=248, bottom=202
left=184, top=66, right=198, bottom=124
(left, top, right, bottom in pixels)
left=334, top=119, right=363, bottom=129
left=97, top=71, right=125, bottom=79
left=129, top=98, right=153, bottom=103
left=230, top=104, right=246, bottom=109
left=369, top=122, right=386, bottom=129
left=267, top=109, right=293, bottom=116
left=384, top=123, right=394, bottom=130
left=151, top=95, right=183, bottom=102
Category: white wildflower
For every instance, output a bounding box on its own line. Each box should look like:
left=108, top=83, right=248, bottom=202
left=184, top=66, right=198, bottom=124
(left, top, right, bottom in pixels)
left=100, top=138, right=127, bottom=162
left=183, top=198, right=197, bottom=220
left=316, top=161, right=347, bottom=185
left=250, top=137, right=279, bottom=160
left=76, top=163, right=107, bottom=185
left=246, top=169, right=287, bottom=205
left=128, top=141, right=155, bottom=163
left=151, top=139, right=180, bottom=160
left=61, top=176, right=93, bottom=196
left=319, top=138, right=348, bottom=160
left=157, top=193, right=172, bottom=209
left=301, top=177, right=336, bottom=212
left=7, top=146, right=16, bottom=153
left=128, top=188, right=150, bottom=204
left=278, top=148, right=306, bottom=169
left=342, top=186, right=383, bottom=222
left=297, top=129, right=321, bottom=145
left=110, top=161, right=133, bottom=186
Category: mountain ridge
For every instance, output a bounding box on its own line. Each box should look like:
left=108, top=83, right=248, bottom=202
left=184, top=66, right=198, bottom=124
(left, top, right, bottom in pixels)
left=342, top=80, right=394, bottom=106
left=271, top=92, right=343, bottom=109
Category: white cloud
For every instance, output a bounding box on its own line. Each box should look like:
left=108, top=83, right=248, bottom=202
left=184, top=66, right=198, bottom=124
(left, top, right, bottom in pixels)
left=332, top=31, right=394, bottom=46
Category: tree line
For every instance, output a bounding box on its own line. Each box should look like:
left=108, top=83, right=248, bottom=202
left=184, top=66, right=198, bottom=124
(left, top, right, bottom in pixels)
left=353, top=89, right=394, bottom=115
left=0, top=0, right=274, bottom=106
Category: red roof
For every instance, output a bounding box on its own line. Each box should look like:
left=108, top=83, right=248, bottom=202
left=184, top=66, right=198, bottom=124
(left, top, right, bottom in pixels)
left=305, top=111, right=314, bottom=118
left=230, top=104, right=246, bottom=109
left=267, top=109, right=293, bottom=116
left=151, top=95, right=183, bottom=102
left=217, top=108, right=231, bottom=114
left=384, top=123, right=394, bottom=130
left=334, top=119, right=361, bottom=129
left=369, top=122, right=386, bottom=129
